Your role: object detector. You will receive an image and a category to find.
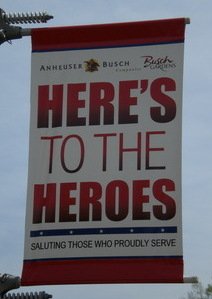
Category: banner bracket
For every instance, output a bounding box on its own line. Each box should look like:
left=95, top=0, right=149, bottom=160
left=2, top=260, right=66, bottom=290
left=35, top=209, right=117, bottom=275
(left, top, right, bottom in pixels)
left=1, top=12, right=190, bottom=46
left=184, top=277, right=198, bottom=284
left=0, top=8, right=53, bottom=45
left=21, top=17, right=191, bottom=38
left=0, top=273, right=52, bottom=299
left=0, top=273, right=20, bottom=298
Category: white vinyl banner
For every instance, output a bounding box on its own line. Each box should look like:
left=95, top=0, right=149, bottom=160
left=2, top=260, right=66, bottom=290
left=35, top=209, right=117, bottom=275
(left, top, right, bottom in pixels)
left=22, top=19, right=186, bottom=285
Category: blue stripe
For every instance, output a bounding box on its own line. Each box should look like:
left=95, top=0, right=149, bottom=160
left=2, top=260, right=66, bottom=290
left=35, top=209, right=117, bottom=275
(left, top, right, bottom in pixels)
left=30, top=226, right=177, bottom=237
left=24, top=255, right=182, bottom=262
left=32, top=40, right=184, bottom=53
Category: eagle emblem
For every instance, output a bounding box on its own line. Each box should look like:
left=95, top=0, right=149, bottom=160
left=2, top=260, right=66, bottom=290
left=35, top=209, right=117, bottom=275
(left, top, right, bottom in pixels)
left=84, top=59, right=100, bottom=72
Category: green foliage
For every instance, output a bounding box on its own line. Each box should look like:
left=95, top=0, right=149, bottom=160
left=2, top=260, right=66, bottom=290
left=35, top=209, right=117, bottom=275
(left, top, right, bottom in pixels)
left=206, top=284, right=212, bottom=298
left=188, top=282, right=205, bottom=299
left=183, top=281, right=212, bottom=299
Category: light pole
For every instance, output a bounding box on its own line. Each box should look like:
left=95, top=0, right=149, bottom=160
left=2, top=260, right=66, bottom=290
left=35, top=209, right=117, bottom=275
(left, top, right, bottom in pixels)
left=0, top=7, right=53, bottom=299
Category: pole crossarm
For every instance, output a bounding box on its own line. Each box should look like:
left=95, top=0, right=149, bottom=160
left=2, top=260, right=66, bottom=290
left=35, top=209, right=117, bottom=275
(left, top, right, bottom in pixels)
left=184, top=276, right=199, bottom=284
left=0, top=274, right=20, bottom=298
left=0, top=8, right=53, bottom=45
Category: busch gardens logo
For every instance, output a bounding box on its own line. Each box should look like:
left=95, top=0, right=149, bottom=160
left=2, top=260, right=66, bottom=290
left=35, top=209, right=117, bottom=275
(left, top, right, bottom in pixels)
left=142, top=55, right=176, bottom=71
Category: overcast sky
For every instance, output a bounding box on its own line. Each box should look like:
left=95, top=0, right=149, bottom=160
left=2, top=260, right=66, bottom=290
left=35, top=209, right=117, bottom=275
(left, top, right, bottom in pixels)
left=0, top=1, right=211, bottom=299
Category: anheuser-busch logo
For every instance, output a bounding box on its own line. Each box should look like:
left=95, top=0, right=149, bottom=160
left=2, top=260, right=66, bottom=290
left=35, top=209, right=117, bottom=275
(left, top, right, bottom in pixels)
left=142, top=55, right=176, bottom=71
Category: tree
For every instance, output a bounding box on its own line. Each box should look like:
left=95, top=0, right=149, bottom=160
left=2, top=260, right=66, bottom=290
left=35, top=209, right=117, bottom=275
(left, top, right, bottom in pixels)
left=206, top=284, right=212, bottom=298
left=183, top=281, right=212, bottom=299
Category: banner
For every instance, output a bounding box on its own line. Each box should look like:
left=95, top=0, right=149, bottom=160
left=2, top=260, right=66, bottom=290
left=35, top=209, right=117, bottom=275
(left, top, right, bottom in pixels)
left=21, top=18, right=187, bottom=285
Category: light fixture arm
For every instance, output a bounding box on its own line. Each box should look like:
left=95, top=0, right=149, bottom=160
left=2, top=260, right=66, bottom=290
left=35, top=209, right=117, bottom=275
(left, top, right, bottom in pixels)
left=0, top=274, right=20, bottom=298
left=0, top=8, right=53, bottom=45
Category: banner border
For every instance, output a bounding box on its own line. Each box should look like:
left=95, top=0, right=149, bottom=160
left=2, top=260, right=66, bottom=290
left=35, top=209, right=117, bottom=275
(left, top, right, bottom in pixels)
left=22, top=257, right=184, bottom=285
left=31, top=18, right=186, bottom=52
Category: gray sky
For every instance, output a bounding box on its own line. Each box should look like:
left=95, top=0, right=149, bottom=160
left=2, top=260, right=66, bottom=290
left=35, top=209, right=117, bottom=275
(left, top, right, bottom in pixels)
left=0, top=1, right=211, bottom=299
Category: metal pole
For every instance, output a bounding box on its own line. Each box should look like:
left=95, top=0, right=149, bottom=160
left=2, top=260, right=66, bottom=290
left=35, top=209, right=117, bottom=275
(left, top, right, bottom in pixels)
left=21, top=28, right=31, bottom=36
left=184, top=277, right=199, bottom=284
